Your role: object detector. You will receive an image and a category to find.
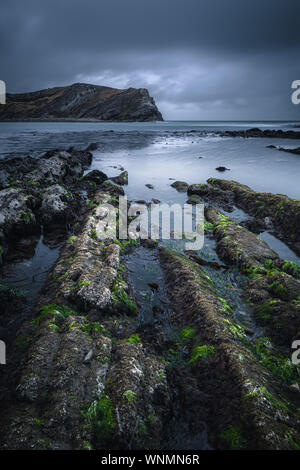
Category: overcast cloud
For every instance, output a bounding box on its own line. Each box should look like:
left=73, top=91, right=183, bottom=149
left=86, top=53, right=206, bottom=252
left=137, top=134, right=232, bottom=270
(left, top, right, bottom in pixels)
left=0, top=0, right=300, bottom=119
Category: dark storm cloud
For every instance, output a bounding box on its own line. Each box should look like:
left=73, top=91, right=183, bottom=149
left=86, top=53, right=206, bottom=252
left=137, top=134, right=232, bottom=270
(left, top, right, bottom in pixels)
left=1, top=0, right=300, bottom=119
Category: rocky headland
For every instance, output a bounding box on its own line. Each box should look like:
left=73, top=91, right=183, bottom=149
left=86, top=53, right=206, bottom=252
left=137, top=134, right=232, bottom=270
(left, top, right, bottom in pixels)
left=0, top=83, right=163, bottom=122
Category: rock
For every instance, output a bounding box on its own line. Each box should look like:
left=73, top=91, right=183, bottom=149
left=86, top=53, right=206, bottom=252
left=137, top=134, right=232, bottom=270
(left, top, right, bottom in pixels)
left=2, top=314, right=112, bottom=449
left=278, top=146, right=300, bottom=155
left=0, top=188, right=38, bottom=238
left=25, top=151, right=83, bottom=186
left=170, top=181, right=188, bottom=192
left=82, top=169, right=108, bottom=186
left=38, top=184, right=71, bottom=226
left=86, top=143, right=98, bottom=151
left=266, top=145, right=276, bottom=149
left=205, top=206, right=278, bottom=269
left=240, top=217, right=267, bottom=234
left=151, top=198, right=160, bottom=204
left=187, top=183, right=234, bottom=210
left=145, top=184, right=154, bottom=189
left=186, top=195, right=202, bottom=205
left=110, top=171, right=128, bottom=185
left=215, top=166, right=230, bottom=172
left=204, top=205, right=300, bottom=347
left=206, top=178, right=300, bottom=255
left=100, top=180, right=124, bottom=196
left=159, top=246, right=300, bottom=450
left=0, top=169, right=10, bottom=189
left=141, top=238, right=157, bottom=249
left=104, top=340, right=169, bottom=449
left=0, top=83, right=163, bottom=122
left=222, top=128, right=300, bottom=139
left=50, top=194, right=121, bottom=312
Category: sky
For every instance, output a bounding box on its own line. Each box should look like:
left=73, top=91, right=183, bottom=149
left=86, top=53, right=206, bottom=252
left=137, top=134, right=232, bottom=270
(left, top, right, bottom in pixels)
left=0, top=0, right=300, bottom=120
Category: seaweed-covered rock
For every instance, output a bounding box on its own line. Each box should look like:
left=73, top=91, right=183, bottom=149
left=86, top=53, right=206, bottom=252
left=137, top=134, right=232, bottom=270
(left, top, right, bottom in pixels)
left=38, top=184, right=71, bottom=226
left=0, top=187, right=38, bottom=238
left=170, top=181, right=188, bottom=192
left=103, top=340, right=169, bottom=449
left=205, top=206, right=278, bottom=269
left=82, top=169, right=108, bottom=187
left=46, top=192, right=121, bottom=313
left=110, top=171, right=128, bottom=186
left=204, top=206, right=300, bottom=347
left=100, top=180, right=125, bottom=196
left=187, top=183, right=234, bottom=210
left=206, top=179, right=300, bottom=254
left=159, top=246, right=300, bottom=450
left=2, top=313, right=112, bottom=450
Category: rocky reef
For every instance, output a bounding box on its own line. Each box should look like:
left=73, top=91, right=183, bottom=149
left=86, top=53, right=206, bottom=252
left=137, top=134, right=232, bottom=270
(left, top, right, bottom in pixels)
left=221, top=128, right=300, bottom=139
left=1, top=151, right=300, bottom=450
left=0, top=83, right=163, bottom=122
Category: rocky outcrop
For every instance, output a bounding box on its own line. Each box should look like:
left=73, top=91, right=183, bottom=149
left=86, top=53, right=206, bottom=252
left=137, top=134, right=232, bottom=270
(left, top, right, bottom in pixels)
left=204, top=206, right=300, bottom=347
left=170, top=181, right=189, bottom=192
left=0, top=83, right=163, bottom=122
left=189, top=179, right=300, bottom=255
left=222, top=128, right=300, bottom=139
left=110, top=171, right=128, bottom=186
left=0, top=148, right=94, bottom=261
left=0, top=189, right=170, bottom=450
left=159, top=246, right=300, bottom=450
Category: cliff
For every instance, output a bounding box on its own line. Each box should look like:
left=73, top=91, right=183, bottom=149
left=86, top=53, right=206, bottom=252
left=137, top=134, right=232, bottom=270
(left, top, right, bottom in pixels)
left=0, top=83, right=163, bottom=122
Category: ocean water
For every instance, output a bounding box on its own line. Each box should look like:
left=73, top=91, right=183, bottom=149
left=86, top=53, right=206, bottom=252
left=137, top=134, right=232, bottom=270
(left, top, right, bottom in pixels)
left=0, top=120, right=300, bottom=200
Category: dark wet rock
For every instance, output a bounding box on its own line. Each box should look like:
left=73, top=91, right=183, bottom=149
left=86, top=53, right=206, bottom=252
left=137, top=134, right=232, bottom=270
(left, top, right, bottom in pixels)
left=145, top=184, right=154, bottom=189
left=186, top=194, right=202, bottom=205
left=0, top=188, right=38, bottom=239
left=278, top=146, right=300, bottom=155
left=159, top=246, right=300, bottom=450
left=110, top=171, right=128, bottom=186
left=240, top=217, right=269, bottom=234
left=206, top=179, right=300, bottom=255
left=99, top=180, right=124, bottom=196
left=187, top=182, right=234, bottom=211
left=38, top=184, right=72, bottom=227
left=82, top=169, right=108, bottom=186
left=222, top=128, right=300, bottom=139
left=0, top=185, right=171, bottom=450
left=170, top=181, right=188, bottom=192
left=204, top=205, right=300, bottom=347
left=0, top=283, right=26, bottom=340
left=0, top=156, right=38, bottom=189
left=141, top=238, right=158, bottom=249
left=205, top=206, right=278, bottom=269
left=215, top=166, right=230, bottom=172
left=67, top=149, right=92, bottom=169
left=266, top=145, right=277, bottom=149
left=135, top=200, right=147, bottom=205
left=0, top=169, right=10, bottom=189
left=160, top=248, right=299, bottom=449
left=151, top=198, right=160, bottom=204
left=86, top=142, right=98, bottom=151
left=47, top=193, right=121, bottom=313
left=1, top=314, right=112, bottom=449
left=104, top=340, right=170, bottom=449
left=25, top=150, right=83, bottom=186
